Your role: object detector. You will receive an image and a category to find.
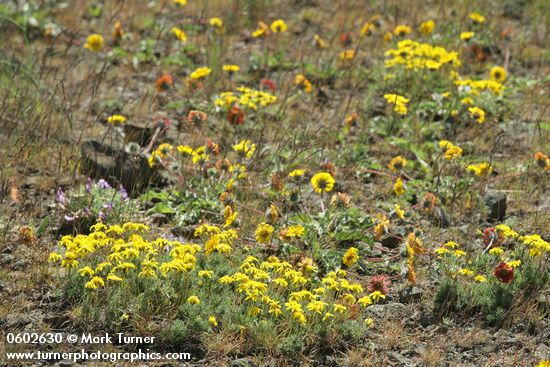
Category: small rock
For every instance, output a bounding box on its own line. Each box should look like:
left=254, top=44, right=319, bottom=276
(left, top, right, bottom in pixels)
left=419, top=313, right=437, bottom=328
left=150, top=213, right=170, bottom=225
left=365, top=302, right=412, bottom=319
left=5, top=314, right=32, bottom=328
left=0, top=254, right=16, bottom=266
left=399, top=286, right=423, bottom=303
left=388, top=351, right=413, bottom=365
left=484, top=192, right=507, bottom=222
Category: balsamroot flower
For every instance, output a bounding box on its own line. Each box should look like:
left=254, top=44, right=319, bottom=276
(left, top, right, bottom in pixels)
left=270, top=19, right=287, bottom=33
left=255, top=222, right=274, bottom=244
left=310, top=172, right=335, bottom=194
left=367, top=274, right=391, bottom=295
left=493, top=262, right=514, bottom=283
left=84, top=34, right=104, bottom=52
left=388, top=155, right=407, bottom=172
left=490, top=66, right=507, bottom=83
left=342, top=247, right=359, bottom=267
left=419, top=20, right=435, bottom=35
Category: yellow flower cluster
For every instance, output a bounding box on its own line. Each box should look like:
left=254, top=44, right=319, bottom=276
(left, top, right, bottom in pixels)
left=218, top=256, right=380, bottom=325
left=435, top=241, right=467, bottom=258
left=177, top=144, right=210, bottom=166
left=383, top=94, right=409, bottom=115
left=190, top=67, right=212, bottom=80
left=107, top=114, right=126, bottom=125
left=520, top=234, right=550, bottom=257
left=384, top=40, right=460, bottom=71
left=148, top=143, right=174, bottom=167
left=466, top=162, right=492, bottom=177
left=171, top=26, right=187, bottom=42
left=233, top=139, right=256, bottom=159
left=438, top=140, right=463, bottom=160
left=195, top=224, right=237, bottom=255
left=455, top=78, right=504, bottom=96
left=48, top=222, right=205, bottom=288
left=214, top=87, right=277, bottom=110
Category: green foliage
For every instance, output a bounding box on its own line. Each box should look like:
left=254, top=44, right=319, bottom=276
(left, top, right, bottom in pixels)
left=142, top=186, right=223, bottom=227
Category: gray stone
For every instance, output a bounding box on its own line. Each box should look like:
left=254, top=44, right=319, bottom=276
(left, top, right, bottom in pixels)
left=399, top=286, right=424, bottom=303
left=365, top=302, right=412, bottom=319
left=387, top=351, right=413, bottom=365
left=484, top=192, right=507, bottom=222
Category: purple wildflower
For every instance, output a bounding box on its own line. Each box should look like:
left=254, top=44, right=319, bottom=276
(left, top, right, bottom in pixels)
left=56, top=187, right=66, bottom=206
left=119, top=184, right=129, bottom=200
left=85, top=178, right=94, bottom=193
left=97, top=179, right=111, bottom=189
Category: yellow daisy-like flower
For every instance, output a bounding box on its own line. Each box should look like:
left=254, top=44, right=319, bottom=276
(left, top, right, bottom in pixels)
left=48, top=252, right=62, bottom=262
left=84, top=34, right=104, bottom=52
left=466, top=162, right=492, bottom=177
left=339, top=49, right=356, bottom=61
left=394, top=177, right=405, bottom=196
left=198, top=270, right=214, bottom=278
left=469, top=12, right=485, bottom=24
left=489, top=66, right=507, bottom=83
left=468, top=106, right=486, bottom=123
left=360, top=22, right=375, bottom=37
left=270, top=19, right=287, bottom=33
left=255, top=222, right=274, bottom=244
left=209, top=17, right=223, bottom=29
left=342, top=247, right=359, bottom=267
left=288, top=169, right=305, bottom=178
left=458, top=268, right=474, bottom=276
left=310, top=172, right=335, bottom=194
left=460, top=31, right=474, bottom=41
left=474, top=275, right=487, bottom=283
left=388, top=155, right=407, bottom=172
left=295, top=74, right=313, bottom=93
left=394, top=25, right=412, bottom=37
left=252, top=21, right=269, bottom=38
left=419, top=20, right=435, bottom=35
left=383, top=93, right=409, bottom=115
left=190, top=67, right=211, bottom=80
left=489, top=247, right=504, bottom=256
left=107, top=114, right=126, bottom=125
left=173, top=0, right=187, bottom=6
left=506, top=260, right=521, bottom=268
left=223, top=64, right=240, bottom=73
left=171, top=26, right=187, bottom=42
left=84, top=276, right=105, bottom=290
left=187, top=295, right=200, bottom=305
left=208, top=316, right=218, bottom=327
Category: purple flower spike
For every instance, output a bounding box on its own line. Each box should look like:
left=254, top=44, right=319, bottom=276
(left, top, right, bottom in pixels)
left=82, top=207, right=91, bottom=216
left=64, top=214, right=75, bottom=222
left=56, top=187, right=66, bottom=206
left=103, top=202, right=114, bottom=211
left=85, top=178, right=94, bottom=193
left=119, top=184, right=129, bottom=200
left=97, top=179, right=111, bottom=189
left=98, top=211, right=106, bottom=222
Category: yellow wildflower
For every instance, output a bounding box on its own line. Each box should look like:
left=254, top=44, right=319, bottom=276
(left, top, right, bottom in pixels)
left=84, top=34, right=104, bottom=52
